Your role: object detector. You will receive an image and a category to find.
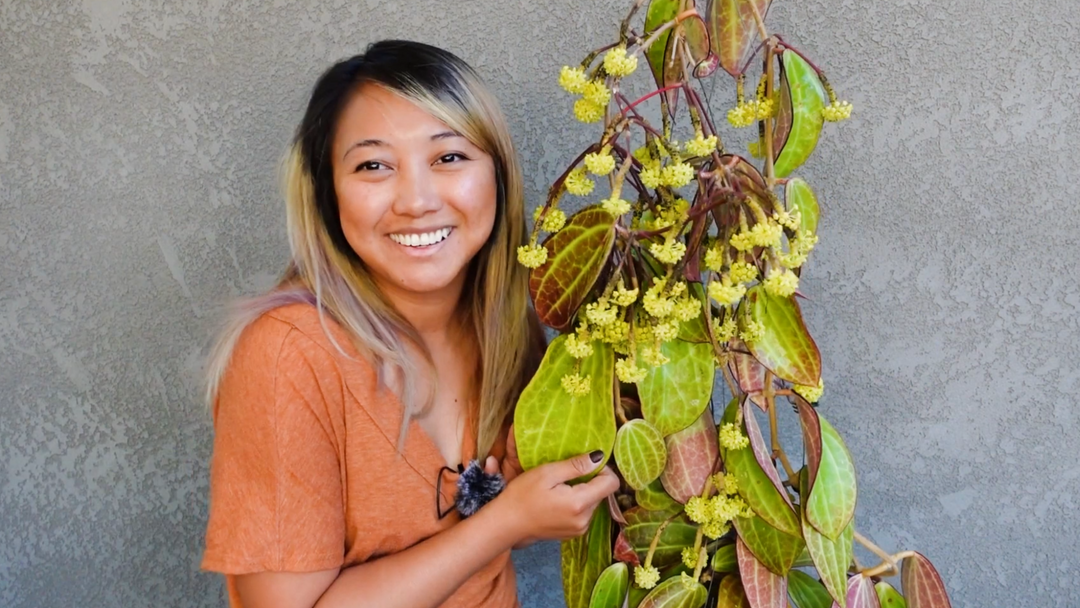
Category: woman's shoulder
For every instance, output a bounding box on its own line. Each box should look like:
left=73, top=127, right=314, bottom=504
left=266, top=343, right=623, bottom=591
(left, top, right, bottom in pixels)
left=231, top=301, right=355, bottom=373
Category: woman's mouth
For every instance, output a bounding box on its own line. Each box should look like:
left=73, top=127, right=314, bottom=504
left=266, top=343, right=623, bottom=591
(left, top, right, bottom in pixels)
left=388, top=227, right=452, bottom=248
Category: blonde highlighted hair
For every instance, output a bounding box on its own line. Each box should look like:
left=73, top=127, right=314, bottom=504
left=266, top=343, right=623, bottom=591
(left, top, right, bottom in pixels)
left=205, top=40, right=542, bottom=457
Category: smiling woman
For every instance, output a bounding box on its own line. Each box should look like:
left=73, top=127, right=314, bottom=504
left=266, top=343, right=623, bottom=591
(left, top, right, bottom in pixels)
left=199, top=40, right=621, bottom=608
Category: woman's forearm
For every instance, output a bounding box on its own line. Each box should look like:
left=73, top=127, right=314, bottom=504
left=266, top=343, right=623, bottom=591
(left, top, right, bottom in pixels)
left=315, top=503, right=520, bottom=608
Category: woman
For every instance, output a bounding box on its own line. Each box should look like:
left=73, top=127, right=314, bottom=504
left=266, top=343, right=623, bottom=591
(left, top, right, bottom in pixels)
left=201, top=40, right=620, bottom=608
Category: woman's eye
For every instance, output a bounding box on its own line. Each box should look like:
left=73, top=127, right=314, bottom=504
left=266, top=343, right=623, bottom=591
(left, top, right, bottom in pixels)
left=435, top=153, right=467, bottom=164
left=356, top=161, right=385, bottom=172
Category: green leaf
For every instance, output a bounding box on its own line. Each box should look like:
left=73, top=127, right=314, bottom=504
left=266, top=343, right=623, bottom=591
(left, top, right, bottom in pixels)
left=800, top=467, right=853, bottom=608
left=784, top=178, right=820, bottom=235
left=515, top=337, right=616, bottom=480
left=901, top=552, right=952, bottom=608
left=716, top=575, right=750, bottom=608
left=736, top=537, right=788, bottom=608
left=630, top=564, right=693, bottom=608
left=741, top=286, right=821, bottom=387
left=740, top=398, right=792, bottom=510
left=589, top=562, right=630, bottom=608
left=731, top=513, right=804, bottom=575
left=788, top=570, right=834, bottom=608
left=530, top=206, right=616, bottom=330
left=640, top=340, right=715, bottom=436
left=875, top=582, right=908, bottom=608
left=805, top=413, right=857, bottom=540
left=706, top=0, right=772, bottom=77
left=846, top=575, right=881, bottom=608
left=677, top=284, right=710, bottom=343
left=636, top=478, right=682, bottom=512
left=638, top=575, right=708, bottom=608
left=773, top=50, right=826, bottom=178
left=720, top=399, right=799, bottom=536
left=794, top=402, right=823, bottom=497
left=624, top=507, right=698, bottom=568
left=711, top=543, right=738, bottom=573
left=616, top=419, right=669, bottom=491
left=562, top=502, right=613, bottom=608
left=644, top=0, right=680, bottom=108
left=659, top=411, right=719, bottom=504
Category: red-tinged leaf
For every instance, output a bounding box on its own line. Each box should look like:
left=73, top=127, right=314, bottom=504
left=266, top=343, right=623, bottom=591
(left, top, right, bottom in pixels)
left=614, top=530, right=641, bottom=567
left=590, top=562, right=630, bottom=608
left=638, top=575, right=708, bottom=608
left=616, top=418, right=669, bottom=490
left=773, top=62, right=792, bottom=158
left=661, top=24, right=685, bottom=116
left=721, top=399, right=799, bottom=536
left=846, top=575, right=881, bottom=608
left=530, top=206, right=616, bottom=330
left=740, top=286, right=821, bottom=387
left=736, top=537, right=787, bottom=608
left=785, top=178, right=820, bottom=235
left=640, top=339, right=715, bottom=436
left=728, top=342, right=767, bottom=410
left=711, top=543, right=739, bottom=573
left=773, top=50, right=826, bottom=178
left=717, top=575, right=751, bottom=608
left=901, top=552, right=952, bottom=608
left=805, top=413, right=857, bottom=540
left=660, top=410, right=720, bottom=503
left=609, top=493, right=628, bottom=526
left=706, top=0, right=772, bottom=77
left=624, top=508, right=698, bottom=567
left=874, top=582, right=907, bottom=608
left=788, top=570, right=834, bottom=608
left=637, top=478, right=682, bottom=512
left=562, top=502, right=612, bottom=608
left=740, top=398, right=792, bottom=508
left=794, top=400, right=823, bottom=494
left=800, top=474, right=852, bottom=608
left=731, top=513, right=803, bottom=575
left=723, top=154, right=767, bottom=191
left=645, top=0, right=681, bottom=114
left=681, top=13, right=719, bottom=78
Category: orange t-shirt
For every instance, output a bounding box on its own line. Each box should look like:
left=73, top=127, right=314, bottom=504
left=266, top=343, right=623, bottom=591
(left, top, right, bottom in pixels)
left=201, top=303, right=517, bottom=607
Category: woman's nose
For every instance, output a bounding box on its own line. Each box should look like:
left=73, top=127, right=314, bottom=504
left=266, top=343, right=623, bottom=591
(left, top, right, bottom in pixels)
left=392, top=162, right=441, bottom=217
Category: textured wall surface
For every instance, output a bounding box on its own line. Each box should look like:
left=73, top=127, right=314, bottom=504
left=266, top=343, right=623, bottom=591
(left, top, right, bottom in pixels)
left=2, top=0, right=1078, bottom=606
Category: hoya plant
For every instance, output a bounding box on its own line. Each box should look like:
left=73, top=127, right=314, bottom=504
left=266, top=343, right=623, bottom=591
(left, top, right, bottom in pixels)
left=511, top=1, right=953, bottom=607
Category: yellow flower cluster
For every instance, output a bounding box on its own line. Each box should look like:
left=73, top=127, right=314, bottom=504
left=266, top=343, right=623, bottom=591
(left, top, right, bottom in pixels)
left=822, top=100, right=853, bottom=122
left=671, top=295, right=701, bottom=323
left=685, top=492, right=753, bottom=539
left=585, top=298, right=619, bottom=327
left=644, top=198, right=689, bottom=234
left=747, top=140, right=764, bottom=159
left=780, top=230, right=819, bottom=269
left=574, top=98, right=605, bottom=123
left=727, top=101, right=757, bottom=128
left=755, top=97, right=776, bottom=119
left=584, top=147, right=616, bottom=176
left=558, top=66, right=588, bottom=94
left=560, top=373, right=591, bottom=396
left=763, top=268, right=799, bottom=298
left=642, top=278, right=685, bottom=319
left=564, top=167, right=594, bottom=196
left=661, top=162, right=695, bottom=188
left=712, top=317, right=737, bottom=342
left=649, top=238, right=686, bottom=265
left=719, top=423, right=750, bottom=451
left=615, top=357, right=648, bottom=383
left=730, top=221, right=783, bottom=251
left=703, top=245, right=724, bottom=272
left=564, top=333, right=594, bottom=359
left=729, top=261, right=759, bottom=284
left=639, top=166, right=663, bottom=190
left=772, top=207, right=801, bottom=231
left=740, top=319, right=765, bottom=344
left=516, top=244, right=548, bottom=269
left=684, top=132, right=718, bottom=157
left=602, top=46, right=638, bottom=77
left=713, top=472, right=739, bottom=495
left=708, top=277, right=746, bottom=306
left=681, top=546, right=699, bottom=569
left=634, top=565, right=660, bottom=590
left=601, top=196, right=631, bottom=216
left=639, top=341, right=670, bottom=367
left=794, top=378, right=824, bottom=403
left=611, top=282, right=639, bottom=307
left=540, top=208, right=566, bottom=233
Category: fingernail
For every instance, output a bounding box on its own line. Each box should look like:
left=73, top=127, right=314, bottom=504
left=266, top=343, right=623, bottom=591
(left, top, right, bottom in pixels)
left=589, top=450, right=604, bottom=463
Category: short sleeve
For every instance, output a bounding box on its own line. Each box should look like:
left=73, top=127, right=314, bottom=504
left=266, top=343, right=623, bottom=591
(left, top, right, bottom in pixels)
left=202, top=315, right=346, bottom=574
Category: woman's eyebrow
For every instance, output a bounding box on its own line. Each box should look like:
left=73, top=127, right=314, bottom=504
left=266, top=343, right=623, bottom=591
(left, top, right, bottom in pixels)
left=342, top=131, right=463, bottom=160
left=431, top=130, right=464, bottom=141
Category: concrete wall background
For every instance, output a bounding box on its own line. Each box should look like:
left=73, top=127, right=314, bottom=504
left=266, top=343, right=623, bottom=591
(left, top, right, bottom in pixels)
left=2, top=0, right=1078, bottom=606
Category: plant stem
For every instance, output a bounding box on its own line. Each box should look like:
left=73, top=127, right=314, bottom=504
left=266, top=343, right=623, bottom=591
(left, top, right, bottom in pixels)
left=764, top=371, right=797, bottom=480
left=853, top=530, right=919, bottom=577
left=762, top=41, right=777, bottom=189
left=747, top=0, right=769, bottom=42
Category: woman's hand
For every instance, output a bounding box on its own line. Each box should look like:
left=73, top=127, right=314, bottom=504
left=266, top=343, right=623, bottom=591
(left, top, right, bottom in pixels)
left=488, top=450, right=620, bottom=547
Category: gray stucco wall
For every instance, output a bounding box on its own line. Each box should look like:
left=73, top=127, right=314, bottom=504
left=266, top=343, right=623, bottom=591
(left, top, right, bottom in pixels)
left=2, top=0, right=1077, bottom=606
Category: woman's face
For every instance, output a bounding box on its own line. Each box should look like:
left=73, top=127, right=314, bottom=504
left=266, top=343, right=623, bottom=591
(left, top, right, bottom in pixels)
left=331, top=84, right=497, bottom=306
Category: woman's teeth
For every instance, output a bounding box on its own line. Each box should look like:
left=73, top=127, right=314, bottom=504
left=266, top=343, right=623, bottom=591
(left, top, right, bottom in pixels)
left=389, top=227, right=452, bottom=247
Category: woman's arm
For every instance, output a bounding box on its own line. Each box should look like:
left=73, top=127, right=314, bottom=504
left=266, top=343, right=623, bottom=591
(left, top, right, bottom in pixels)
left=235, top=451, right=621, bottom=608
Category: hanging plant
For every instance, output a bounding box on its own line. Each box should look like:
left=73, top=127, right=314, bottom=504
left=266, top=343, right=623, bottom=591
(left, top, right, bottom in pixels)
left=513, top=1, right=951, bottom=607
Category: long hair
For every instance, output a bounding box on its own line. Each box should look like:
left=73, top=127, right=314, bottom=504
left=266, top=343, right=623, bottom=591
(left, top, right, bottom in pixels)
left=205, top=40, right=542, bottom=457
